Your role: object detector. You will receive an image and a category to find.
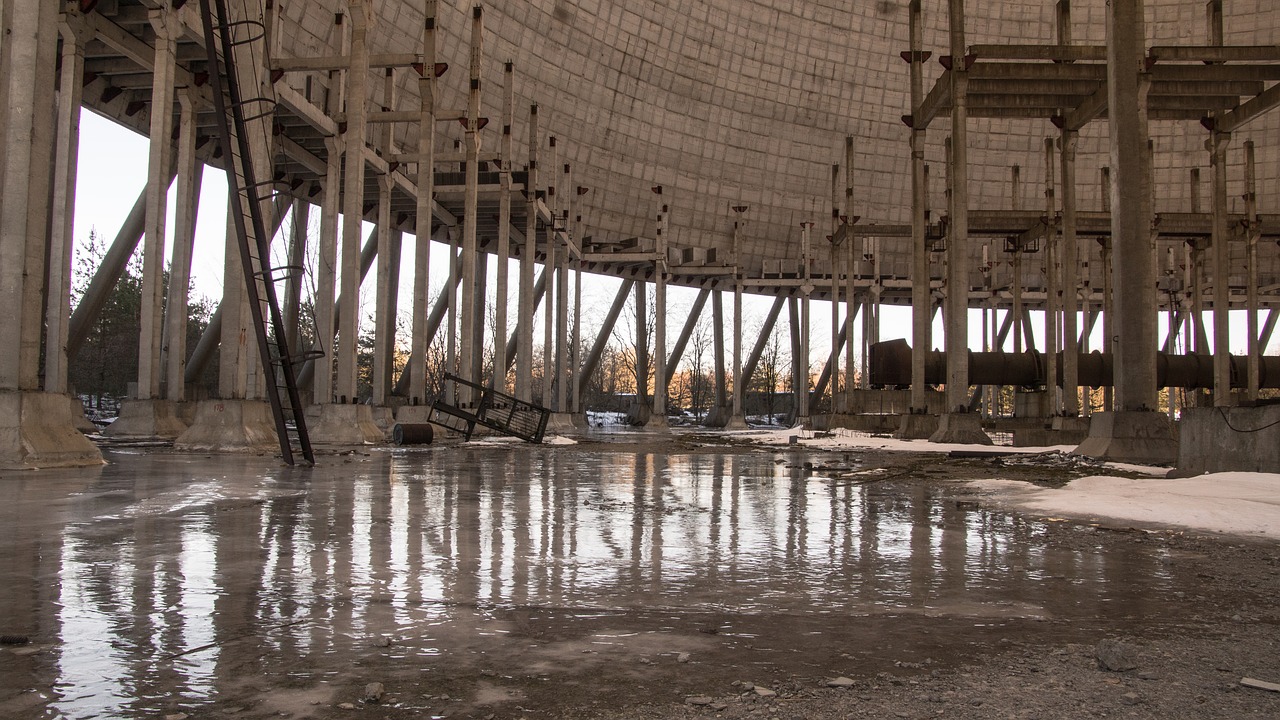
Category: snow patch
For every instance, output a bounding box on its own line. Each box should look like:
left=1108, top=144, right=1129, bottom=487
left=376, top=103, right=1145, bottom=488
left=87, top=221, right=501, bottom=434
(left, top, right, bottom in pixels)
left=969, top=473, right=1280, bottom=540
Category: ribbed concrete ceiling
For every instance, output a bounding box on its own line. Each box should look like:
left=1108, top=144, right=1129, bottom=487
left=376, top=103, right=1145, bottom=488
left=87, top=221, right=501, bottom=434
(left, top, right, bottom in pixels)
left=87, top=0, right=1280, bottom=298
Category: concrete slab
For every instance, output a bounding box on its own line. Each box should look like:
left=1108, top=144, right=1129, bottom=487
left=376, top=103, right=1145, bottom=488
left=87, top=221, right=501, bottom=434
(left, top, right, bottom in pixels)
left=929, top=412, right=993, bottom=445
left=1075, top=411, right=1178, bottom=466
left=1176, top=406, right=1280, bottom=475
left=0, top=392, right=104, bottom=470
left=175, top=399, right=279, bottom=453
left=305, top=403, right=385, bottom=445
left=103, top=398, right=189, bottom=439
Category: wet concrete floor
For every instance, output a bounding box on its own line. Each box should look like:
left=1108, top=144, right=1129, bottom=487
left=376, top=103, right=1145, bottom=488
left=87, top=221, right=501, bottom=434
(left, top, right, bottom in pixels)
left=0, top=439, right=1272, bottom=719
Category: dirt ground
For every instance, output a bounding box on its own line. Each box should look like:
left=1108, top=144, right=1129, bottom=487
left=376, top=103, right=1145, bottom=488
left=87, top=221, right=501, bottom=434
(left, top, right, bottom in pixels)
left=2, top=434, right=1278, bottom=720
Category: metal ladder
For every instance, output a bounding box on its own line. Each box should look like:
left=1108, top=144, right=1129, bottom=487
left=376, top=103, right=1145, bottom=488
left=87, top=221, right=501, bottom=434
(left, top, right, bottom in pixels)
left=197, top=0, right=315, bottom=465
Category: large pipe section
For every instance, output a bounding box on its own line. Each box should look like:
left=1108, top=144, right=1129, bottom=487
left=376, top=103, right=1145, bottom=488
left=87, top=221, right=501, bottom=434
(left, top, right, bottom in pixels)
left=870, top=339, right=1280, bottom=391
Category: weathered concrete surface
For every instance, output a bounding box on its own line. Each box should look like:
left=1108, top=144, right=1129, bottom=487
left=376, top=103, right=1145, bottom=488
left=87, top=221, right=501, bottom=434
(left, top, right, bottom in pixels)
left=1014, top=416, right=1091, bottom=448
left=305, top=403, right=384, bottom=445
left=1177, top=405, right=1280, bottom=475
left=1075, top=411, right=1178, bottom=466
left=102, top=398, right=189, bottom=439
left=0, top=391, right=103, bottom=469
left=896, top=412, right=939, bottom=440
left=174, top=399, right=279, bottom=453
left=929, top=412, right=993, bottom=445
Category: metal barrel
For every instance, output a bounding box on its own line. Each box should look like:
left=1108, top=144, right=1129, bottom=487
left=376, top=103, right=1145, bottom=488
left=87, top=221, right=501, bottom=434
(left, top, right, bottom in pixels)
left=392, top=423, right=434, bottom=446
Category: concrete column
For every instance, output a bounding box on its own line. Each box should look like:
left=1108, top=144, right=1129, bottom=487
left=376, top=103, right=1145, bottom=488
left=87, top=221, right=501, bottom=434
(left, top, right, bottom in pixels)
left=372, top=175, right=396, bottom=405
left=45, top=13, right=86, bottom=394
left=712, top=288, right=728, bottom=422
left=496, top=60, right=514, bottom=393
left=1060, top=130, right=1081, bottom=415
left=729, top=211, right=747, bottom=428
left=632, top=280, right=650, bottom=424
left=1245, top=141, right=1261, bottom=402
left=542, top=182, right=557, bottom=410
left=788, top=296, right=802, bottom=423
left=162, top=93, right=202, bottom=401
left=943, top=0, right=969, bottom=416
left=844, top=137, right=857, bottom=397
left=571, top=249, right=583, bottom=414
left=137, top=8, right=179, bottom=400
left=459, top=6, right=484, bottom=393
left=555, top=164, right=571, bottom=414
left=829, top=164, right=842, bottom=414
left=652, top=205, right=668, bottom=427
left=1043, top=138, right=1060, bottom=416
left=1100, top=166, right=1114, bottom=412
left=798, top=223, right=812, bottom=423
left=446, top=228, right=458, bottom=401
left=1209, top=130, right=1232, bottom=407
left=906, top=0, right=931, bottom=421
left=408, top=3, right=437, bottom=406
left=315, top=136, right=342, bottom=405
left=516, top=105, right=539, bottom=403
left=1076, top=0, right=1175, bottom=464
left=282, top=200, right=309, bottom=357
left=336, top=0, right=370, bottom=403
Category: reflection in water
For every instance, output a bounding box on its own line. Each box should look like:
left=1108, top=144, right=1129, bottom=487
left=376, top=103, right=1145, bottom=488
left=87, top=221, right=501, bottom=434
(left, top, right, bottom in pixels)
left=0, top=447, right=1188, bottom=718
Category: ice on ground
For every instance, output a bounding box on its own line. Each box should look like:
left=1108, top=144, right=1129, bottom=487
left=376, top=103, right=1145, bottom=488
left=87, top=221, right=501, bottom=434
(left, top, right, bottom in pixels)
left=544, top=435, right=578, bottom=445
left=970, top=473, right=1280, bottom=540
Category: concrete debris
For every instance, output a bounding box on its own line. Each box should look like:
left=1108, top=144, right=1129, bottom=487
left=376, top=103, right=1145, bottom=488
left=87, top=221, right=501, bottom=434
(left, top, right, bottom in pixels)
left=363, top=682, right=386, bottom=703
left=753, top=686, right=777, bottom=697
left=337, top=703, right=356, bottom=710
left=826, top=677, right=856, bottom=688
left=1241, top=677, right=1280, bottom=692
left=685, top=696, right=713, bottom=705
left=1095, top=639, right=1139, bottom=672
left=1121, top=692, right=1142, bottom=705
left=677, top=652, right=691, bottom=663
left=376, top=636, right=393, bottom=647
left=163, top=714, right=188, bottom=720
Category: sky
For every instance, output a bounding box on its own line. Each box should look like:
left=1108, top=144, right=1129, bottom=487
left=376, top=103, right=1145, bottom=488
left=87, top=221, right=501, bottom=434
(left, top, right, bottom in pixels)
left=72, top=110, right=1269, bottom=382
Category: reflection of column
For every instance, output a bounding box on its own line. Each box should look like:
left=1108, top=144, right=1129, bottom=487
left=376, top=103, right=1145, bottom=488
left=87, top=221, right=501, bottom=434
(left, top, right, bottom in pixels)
left=908, top=484, right=934, bottom=603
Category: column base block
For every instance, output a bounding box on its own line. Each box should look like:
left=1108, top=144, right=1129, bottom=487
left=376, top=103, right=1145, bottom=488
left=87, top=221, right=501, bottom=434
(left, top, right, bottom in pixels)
left=103, top=398, right=190, bottom=439
left=929, top=412, right=993, bottom=445
left=175, top=399, right=280, bottom=453
left=546, top=412, right=578, bottom=434
left=724, top=415, right=749, bottom=430
left=304, top=404, right=386, bottom=445
left=1074, top=411, right=1178, bottom=466
left=895, top=412, right=939, bottom=440
left=0, top=391, right=105, bottom=470
left=1175, top=406, right=1280, bottom=474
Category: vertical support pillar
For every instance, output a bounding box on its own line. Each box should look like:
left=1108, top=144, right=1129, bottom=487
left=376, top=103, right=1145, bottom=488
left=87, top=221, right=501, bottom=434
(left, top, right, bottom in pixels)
left=1043, top=138, right=1060, bottom=416
left=729, top=206, right=748, bottom=427
left=460, top=5, right=484, bottom=393
left=315, top=136, right=342, bottom=405
left=829, top=163, right=842, bottom=414
left=712, top=286, right=728, bottom=419
left=1100, top=166, right=1114, bottom=412
left=45, top=13, right=86, bottom=394
left=409, top=2, right=437, bottom=406
left=138, top=8, right=179, bottom=400
left=1209, top=130, right=1232, bottom=406
left=336, top=0, right=370, bottom=403
left=571, top=232, right=583, bottom=414
left=1012, top=165, right=1025, bottom=354
left=633, top=280, right=650, bottom=424
left=844, top=138, right=857, bottom=397
left=555, top=164, right=571, bottom=414
left=788, top=296, right=802, bottom=423
left=162, top=92, right=202, bottom=401
left=798, top=222, right=812, bottom=424
left=0, top=0, right=100, bottom=468
left=446, top=227, right=458, bottom=400
left=906, top=0, right=931, bottom=422
left=517, top=105, right=539, bottom=402
left=541, top=139, right=557, bottom=410
left=1076, top=0, right=1175, bottom=463
left=496, top=59, right=514, bottom=393
left=282, top=200, right=309, bottom=356
left=372, top=174, right=395, bottom=405
left=1244, top=141, right=1261, bottom=402
left=1060, top=130, right=1081, bottom=415
left=652, top=203, right=668, bottom=428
